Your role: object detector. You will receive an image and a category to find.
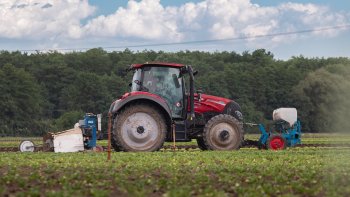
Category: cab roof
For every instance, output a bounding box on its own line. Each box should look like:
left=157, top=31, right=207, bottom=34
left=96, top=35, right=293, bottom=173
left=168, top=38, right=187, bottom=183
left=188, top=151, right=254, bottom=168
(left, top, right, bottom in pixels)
left=131, top=62, right=184, bottom=69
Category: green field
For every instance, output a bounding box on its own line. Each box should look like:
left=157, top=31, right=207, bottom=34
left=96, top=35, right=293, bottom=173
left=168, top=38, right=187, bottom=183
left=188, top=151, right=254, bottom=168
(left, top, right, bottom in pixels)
left=2, top=133, right=350, bottom=148
left=1, top=134, right=350, bottom=196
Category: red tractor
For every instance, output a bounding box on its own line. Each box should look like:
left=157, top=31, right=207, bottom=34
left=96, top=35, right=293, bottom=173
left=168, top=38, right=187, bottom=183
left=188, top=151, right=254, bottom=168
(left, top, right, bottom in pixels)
left=109, top=63, right=244, bottom=151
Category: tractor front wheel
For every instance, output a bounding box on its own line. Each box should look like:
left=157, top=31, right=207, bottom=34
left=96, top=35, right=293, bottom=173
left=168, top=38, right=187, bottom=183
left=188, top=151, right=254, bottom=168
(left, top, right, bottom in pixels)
left=112, top=104, right=166, bottom=152
left=267, top=135, right=286, bottom=150
left=202, top=114, right=243, bottom=150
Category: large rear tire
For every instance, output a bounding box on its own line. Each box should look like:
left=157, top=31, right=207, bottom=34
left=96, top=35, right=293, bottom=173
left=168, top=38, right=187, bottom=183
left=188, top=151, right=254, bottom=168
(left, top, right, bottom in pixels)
left=203, top=114, right=243, bottom=150
left=112, top=104, right=166, bottom=152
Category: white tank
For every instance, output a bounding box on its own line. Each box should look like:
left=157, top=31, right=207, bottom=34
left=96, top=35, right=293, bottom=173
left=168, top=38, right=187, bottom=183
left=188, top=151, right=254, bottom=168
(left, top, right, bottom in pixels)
left=273, top=108, right=297, bottom=127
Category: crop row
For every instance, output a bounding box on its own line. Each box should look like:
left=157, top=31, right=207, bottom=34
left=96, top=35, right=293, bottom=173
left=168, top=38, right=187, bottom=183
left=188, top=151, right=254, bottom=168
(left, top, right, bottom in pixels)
left=1, top=133, right=350, bottom=148
left=1, top=147, right=350, bottom=196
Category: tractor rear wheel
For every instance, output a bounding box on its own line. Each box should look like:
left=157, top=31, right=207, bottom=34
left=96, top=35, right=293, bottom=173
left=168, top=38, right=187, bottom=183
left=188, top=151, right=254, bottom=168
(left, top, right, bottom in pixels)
left=112, top=104, right=166, bottom=152
left=202, top=114, right=243, bottom=150
left=267, top=135, right=286, bottom=150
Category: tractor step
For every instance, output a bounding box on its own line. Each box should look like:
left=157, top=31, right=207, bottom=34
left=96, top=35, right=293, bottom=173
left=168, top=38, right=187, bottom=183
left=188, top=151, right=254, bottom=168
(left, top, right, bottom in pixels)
left=165, top=122, right=191, bottom=142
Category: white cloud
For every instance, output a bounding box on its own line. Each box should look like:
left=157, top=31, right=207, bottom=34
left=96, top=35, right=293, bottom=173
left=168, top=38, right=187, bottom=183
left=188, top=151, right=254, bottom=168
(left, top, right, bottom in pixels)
left=0, top=0, right=348, bottom=51
left=81, top=0, right=349, bottom=46
left=83, top=0, right=182, bottom=41
left=278, top=2, right=348, bottom=37
left=0, top=0, right=94, bottom=39
left=279, top=2, right=319, bottom=14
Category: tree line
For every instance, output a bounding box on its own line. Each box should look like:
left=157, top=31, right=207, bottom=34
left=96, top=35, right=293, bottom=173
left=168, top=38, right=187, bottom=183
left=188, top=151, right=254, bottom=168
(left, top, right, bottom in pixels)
left=0, top=48, right=349, bottom=136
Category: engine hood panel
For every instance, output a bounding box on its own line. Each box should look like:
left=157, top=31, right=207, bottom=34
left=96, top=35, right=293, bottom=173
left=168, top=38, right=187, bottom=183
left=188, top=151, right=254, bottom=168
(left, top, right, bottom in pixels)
left=194, top=94, right=232, bottom=113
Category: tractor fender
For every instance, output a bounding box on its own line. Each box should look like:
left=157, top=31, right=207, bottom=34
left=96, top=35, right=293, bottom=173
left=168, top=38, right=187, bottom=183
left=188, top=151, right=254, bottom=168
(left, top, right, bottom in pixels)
left=109, top=92, right=172, bottom=122
left=223, top=101, right=243, bottom=121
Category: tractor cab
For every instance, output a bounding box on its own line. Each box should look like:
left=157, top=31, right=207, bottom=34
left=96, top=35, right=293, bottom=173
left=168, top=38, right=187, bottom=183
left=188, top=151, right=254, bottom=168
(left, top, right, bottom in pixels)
left=130, top=65, right=184, bottom=118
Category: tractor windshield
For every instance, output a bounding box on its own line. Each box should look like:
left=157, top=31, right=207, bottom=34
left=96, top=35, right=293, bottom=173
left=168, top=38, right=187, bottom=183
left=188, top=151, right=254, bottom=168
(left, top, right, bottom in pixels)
left=131, top=66, right=184, bottom=118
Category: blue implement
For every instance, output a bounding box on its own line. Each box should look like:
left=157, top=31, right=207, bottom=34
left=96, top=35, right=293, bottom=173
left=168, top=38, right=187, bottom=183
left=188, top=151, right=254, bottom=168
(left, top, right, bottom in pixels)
left=80, top=113, right=99, bottom=149
left=258, top=120, right=302, bottom=150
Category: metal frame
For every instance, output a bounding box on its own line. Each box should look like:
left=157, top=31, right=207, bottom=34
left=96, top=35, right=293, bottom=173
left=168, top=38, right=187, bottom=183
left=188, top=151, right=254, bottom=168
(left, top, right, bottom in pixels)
left=258, top=120, right=302, bottom=148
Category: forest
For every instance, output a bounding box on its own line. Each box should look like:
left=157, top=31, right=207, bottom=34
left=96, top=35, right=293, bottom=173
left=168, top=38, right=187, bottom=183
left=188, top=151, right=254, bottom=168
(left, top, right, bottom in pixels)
left=0, top=48, right=349, bottom=136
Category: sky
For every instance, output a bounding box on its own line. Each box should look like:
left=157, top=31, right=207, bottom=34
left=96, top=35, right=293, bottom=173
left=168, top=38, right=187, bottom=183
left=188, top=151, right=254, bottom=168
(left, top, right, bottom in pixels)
left=0, top=0, right=349, bottom=59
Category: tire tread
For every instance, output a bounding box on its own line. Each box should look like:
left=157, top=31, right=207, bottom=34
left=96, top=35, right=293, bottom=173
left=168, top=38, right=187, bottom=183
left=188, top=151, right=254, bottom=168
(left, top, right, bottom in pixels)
left=202, top=114, right=243, bottom=150
left=111, top=103, right=166, bottom=152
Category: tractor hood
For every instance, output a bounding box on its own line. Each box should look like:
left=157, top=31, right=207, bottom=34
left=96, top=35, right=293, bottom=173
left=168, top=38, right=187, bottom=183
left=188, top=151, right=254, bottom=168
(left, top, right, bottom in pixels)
left=194, top=94, right=243, bottom=120
left=195, top=94, right=232, bottom=113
